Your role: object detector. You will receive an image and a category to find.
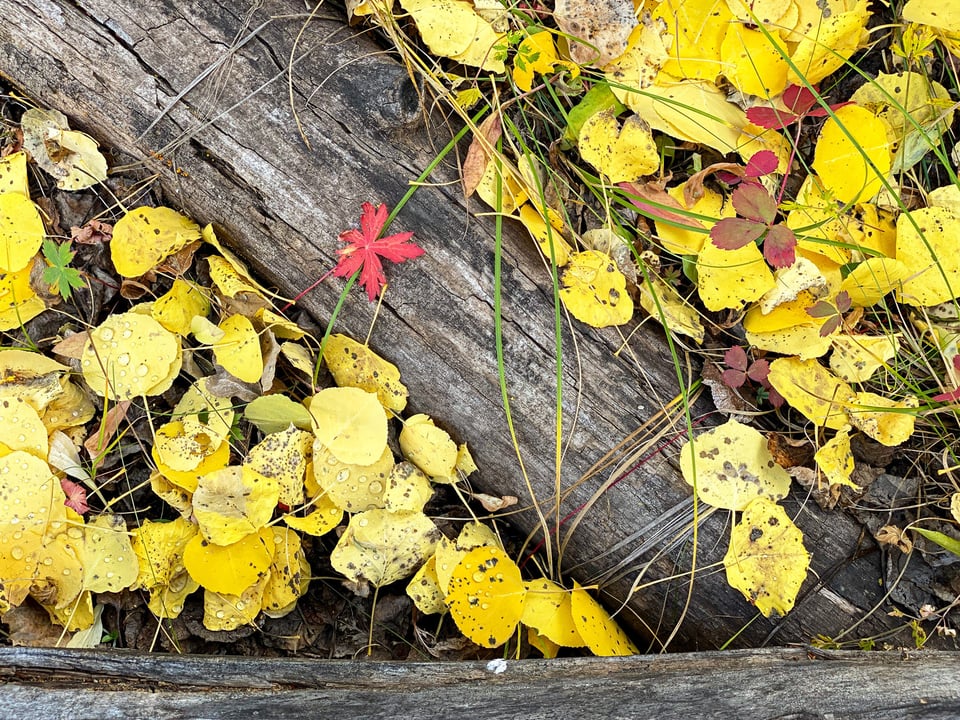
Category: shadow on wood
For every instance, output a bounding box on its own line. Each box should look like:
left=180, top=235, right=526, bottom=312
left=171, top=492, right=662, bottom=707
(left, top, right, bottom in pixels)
left=0, top=0, right=916, bottom=649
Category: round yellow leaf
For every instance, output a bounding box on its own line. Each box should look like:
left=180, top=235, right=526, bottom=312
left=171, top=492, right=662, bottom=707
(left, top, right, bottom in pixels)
left=81, top=311, right=181, bottom=399
left=786, top=8, right=868, bottom=85
left=812, top=105, right=891, bottom=205
left=245, top=425, right=311, bottom=507
left=767, top=356, right=855, bottom=429
left=202, top=579, right=265, bottom=631
left=446, top=546, right=526, bottom=648
left=214, top=313, right=263, bottom=384
left=721, top=24, right=788, bottom=98
left=0, top=151, right=29, bottom=197
left=383, top=461, right=434, bottom=513
left=522, top=578, right=586, bottom=648
left=152, top=278, right=210, bottom=336
left=895, top=207, right=960, bottom=307
left=407, top=555, right=447, bottom=615
left=560, top=250, right=634, bottom=327
left=0, top=192, right=44, bottom=273
left=322, top=334, right=408, bottom=415
left=312, top=441, right=393, bottom=512
left=399, top=413, right=458, bottom=478
left=283, top=492, right=343, bottom=537
left=578, top=109, right=658, bottom=183
left=183, top=528, right=273, bottom=595
left=841, top=257, right=911, bottom=307
left=724, top=498, right=810, bottom=617
left=153, top=430, right=231, bottom=494
left=655, top=183, right=731, bottom=256
left=569, top=581, right=637, bottom=656
left=0, top=396, right=49, bottom=459
left=310, top=386, right=388, bottom=465
left=82, top=513, right=139, bottom=594
left=193, top=465, right=280, bottom=545
left=111, top=206, right=201, bottom=277
left=679, top=418, right=791, bottom=511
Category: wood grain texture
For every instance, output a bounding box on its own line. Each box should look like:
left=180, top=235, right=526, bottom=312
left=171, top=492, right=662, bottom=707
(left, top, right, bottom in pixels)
left=0, top=0, right=911, bottom=648
left=2, top=647, right=959, bottom=719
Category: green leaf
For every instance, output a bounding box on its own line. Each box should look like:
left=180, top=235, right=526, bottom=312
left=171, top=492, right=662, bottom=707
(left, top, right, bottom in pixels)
left=41, top=238, right=84, bottom=301
left=564, top=83, right=625, bottom=144
left=243, top=394, right=313, bottom=434
left=912, top=527, right=960, bottom=557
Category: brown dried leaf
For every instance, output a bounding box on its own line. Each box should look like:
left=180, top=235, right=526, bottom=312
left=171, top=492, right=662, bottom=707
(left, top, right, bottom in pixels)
left=555, top=0, right=638, bottom=66
left=84, top=400, right=131, bottom=460
left=462, top=114, right=502, bottom=199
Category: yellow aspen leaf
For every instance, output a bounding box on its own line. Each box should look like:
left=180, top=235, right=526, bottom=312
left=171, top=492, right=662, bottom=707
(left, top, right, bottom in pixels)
left=110, top=206, right=201, bottom=278
left=513, top=31, right=578, bottom=92
left=787, top=5, right=869, bottom=85
left=721, top=24, right=789, bottom=98
left=578, top=109, right=659, bottom=183
left=0, top=396, right=48, bottom=459
left=312, top=442, right=393, bottom=512
left=173, top=377, right=235, bottom=447
left=435, top=522, right=501, bottom=594
left=193, top=465, right=279, bottom=545
left=814, top=426, right=857, bottom=489
left=280, top=341, right=315, bottom=380
left=257, top=308, right=305, bottom=340
left=638, top=274, right=704, bottom=344
left=522, top=578, right=586, bottom=648
left=726, top=0, right=796, bottom=26
left=399, top=0, right=506, bottom=72
left=848, top=392, right=918, bottom=446
left=0, top=192, right=44, bottom=273
left=261, top=526, right=309, bottom=616
left=653, top=0, right=731, bottom=81
left=605, top=17, right=671, bottom=102
left=206, top=255, right=268, bottom=314
left=151, top=278, right=210, bottom=336
left=20, top=108, right=107, bottom=191
left=0, top=349, right=68, bottom=412
left=569, top=582, right=638, bottom=656
left=518, top=203, right=571, bottom=267
left=191, top=315, right=224, bottom=344
left=560, top=250, right=634, bottom=327
left=679, top=418, right=791, bottom=511
left=474, top=157, right=528, bottom=214
left=655, top=183, right=731, bottom=257
left=737, top=123, right=792, bottom=172
left=244, top=394, right=313, bottom=435
left=0, top=152, right=29, bottom=197
left=0, top=262, right=48, bottom=331
left=407, top=555, right=447, bottom=615
left=153, top=429, right=230, bottom=493
left=696, top=240, right=774, bottom=311
left=81, top=311, right=181, bottom=400
left=529, top=627, right=562, bottom=658
left=812, top=105, right=891, bottom=205
left=202, top=578, right=266, bottom=631
left=759, top=257, right=829, bottom=314
left=399, top=413, right=458, bottom=479
left=245, top=425, right=311, bottom=507
left=183, top=527, right=273, bottom=595
left=384, top=461, right=434, bottom=513
left=829, top=334, right=900, bottom=383
left=41, top=379, right=95, bottom=432
left=895, top=207, right=960, bottom=307
left=841, top=257, right=911, bottom=307
left=322, top=334, right=408, bottom=416
left=150, top=471, right=193, bottom=518
left=902, top=0, right=960, bottom=33
left=309, top=386, right=387, bottom=466
left=456, top=443, right=477, bottom=475
left=767, top=356, right=855, bottom=429
left=82, top=513, right=138, bottom=594
left=44, top=590, right=94, bottom=632
left=214, top=314, right=263, bottom=384
left=283, top=492, right=343, bottom=537
left=330, top=509, right=440, bottom=587
left=639, top=80, right=747, bottom=154
left=130, top=517, right=199, bottom=619
left=746, top=324, right=835, bottom=359
left=724, top=497, right=810, bottom=617
left=446, top=546, right=526, bottom=648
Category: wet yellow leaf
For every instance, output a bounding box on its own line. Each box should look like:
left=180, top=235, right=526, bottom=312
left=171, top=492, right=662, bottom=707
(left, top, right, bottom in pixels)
left=0, top=192, right=44, bottom=273
left=569, top=582, right=637, bottom=656
left=446, top=546, right=526, bottom=648
left=841, top=257, right=911, bottom=307
left=724, top=497, right=810, bottom=617
left=309, top=387, right=387, bottom=465
left=895, top=207, right=960, bottom=307
left=0, top=152, right=29, bottom=197
left=522, top=578, right=586, bottom=648
left=407, top=554, right=447, bottom=615
left=153, top=426, right=231, bottom=493
left=245, top=425, right=311, bottom=507
left=721, top=24, right=788, bottom=98
left=767, top=357, right=855, bottom=429
left=322, top=334, right=408, bottom=416
left=696, top=240, right=775, bottom=311
left=560, top=250, right=634, bottom=327
left=330, top=509, right=440, bottom=587
left=0, top=396, right=49, bottom=459
left=399, top=0, right=506, bottom=72
left=435, top=522, right=501, bottom=594
left=130, top=517, right=199, bottom=619
left=383, top=461, right=434, bottom=513
left=214, top=314, right=263, bottom=384
left=282, top=491, right=343, bottom=537
left=0, top=258, right=46, bottom=331
left=202, top=577, right=266, bottom=631
left=848, top=392, right=918, bottom=446
left=81, top=311, right=181, bottom=400
left=399, top=413, right=458, bottom=479
left=679, top=418, right=791, bottom=511
left=829, top=334, right=899, bottom=383
left=82, top=513, right=138, bottom=594
left=814, top=426, right=857, bottom=489
left=638, top=274, right=704, bottom=344
left=193, top=465, right=279, bottom=545
left=183, top=527, right=273, bottom=595
left=0, top=348, right=68, bottom=412
left=111, top=206, right=201, bottom=278
left=812, top=105, right=891, bottom=204
left=578, top=109, right=658, bottom=183
left=261, top=526, right=309, bottom=616
left=312, top=442, right=393, bottom=512
left=41, top=379, right=95, bottom=432
left=152, top=278, right=210, bottom=336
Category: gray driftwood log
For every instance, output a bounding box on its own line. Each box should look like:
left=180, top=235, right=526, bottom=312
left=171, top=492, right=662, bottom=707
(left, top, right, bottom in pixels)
left=2, top=646, right=960, bottom=719
left=0, top=0, right=921, bottom=649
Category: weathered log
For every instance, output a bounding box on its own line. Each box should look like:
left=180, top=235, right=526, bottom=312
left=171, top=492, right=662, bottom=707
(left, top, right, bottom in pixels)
left=1, top=646, right=959, bottom=719
left=0, top=0, right=915, bottom=648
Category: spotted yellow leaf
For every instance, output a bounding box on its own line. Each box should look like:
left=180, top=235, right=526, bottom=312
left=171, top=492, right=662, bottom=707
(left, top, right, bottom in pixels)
left=895, top=207, right=960, bottom=307
left=152, top=278, right=210, bottom=336
left=814, top=426, right=857, bottom=489
left=446, top=546, right=526, bottom=648
left=399, top=413, right=458, bottom=479
left=848, top=392, right=918, bottom=446
left=110, top=206, right=201, bottom=278
left=193, top=465, right=279, bottom=545
left=130, top=517, right=199, bottom=619
left=522, top=578, right=586, bottom=648
left=569, top=581, right=637, bottom=656
left=322, top=334, right=408, bottom=416
left=829, top=334, right=899, bottom=383
left=183, top=527, right=273, bottom=595
left=0, top=192, right=44, bottom=273
left=560, top=250, right=634, bottom=327
left=578, top=109, right=658, bottom=183
left=767, top=356, right=855, bottom=429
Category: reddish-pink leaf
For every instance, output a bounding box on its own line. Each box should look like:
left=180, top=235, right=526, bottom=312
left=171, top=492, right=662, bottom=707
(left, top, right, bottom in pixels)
left=722, top=367, right=748, bottom=389
left=744, top=151, right=778, bottom=178
left=619, top=182, right=706, bottom=230
left=724, top=345, right=749, bottom=372
left=766, top=385, right=786, bottom=408
left=710, top=217, right=766, bottom=250
left=334, top=202, right=424, bottom=301
left=60, top=478, right=89, bottom=515
left=783, top=85, right=817, bottom=115
left=762, top=224, right=796, bottom=269
left=746, top=358, right=770, bottom=383
left=818, top=315, right=842, bottom=337
left=746, top=105, right=800, bottom=130
left=933, top=387, right=960, bottom=403
left=732, top=184, right=778, bottom=224
left=835, top=290, right=852, bottom=314
left=806, top=299, right=837, bottom=319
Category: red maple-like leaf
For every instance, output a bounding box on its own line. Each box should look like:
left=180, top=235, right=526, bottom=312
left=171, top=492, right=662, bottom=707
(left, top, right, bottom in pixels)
left=747, top=85, right=852, bottom=130
left=334, top=202, right=424, bottom=302
left=60, top=478, right=89, bottom=515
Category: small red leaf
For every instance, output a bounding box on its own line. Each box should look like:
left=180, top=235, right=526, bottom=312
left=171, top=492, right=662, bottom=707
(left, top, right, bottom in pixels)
left=818, top=315, right=841, bottom=337
left=711, top=217, right=766, bottom=250
left=762, top=224, right=796, bottom=269
left=746, top=106, right=799, bottom=130
left=60, top=478, right=89, bottom=515
left=835, top=290, right=852, bottom=314
left=933, top=387, right=960, bottom=402
left=724, top=345, right=749, bottom=372
left=722, top=368, right=748, bottom=389
left=747, top=358, right=770, bottom=383
left=732, top=184, right=778, bottom=224
left=783, top=85, right=817, bottom=115
left=806, top=299, right=837, bottom=319
left=744, top=150, right=778, bottom=178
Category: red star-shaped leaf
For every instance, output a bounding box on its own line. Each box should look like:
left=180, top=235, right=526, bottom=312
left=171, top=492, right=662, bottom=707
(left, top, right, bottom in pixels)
left=60, top=477, right=89, bottom=515
left=333, top=202, right=424, bottom=301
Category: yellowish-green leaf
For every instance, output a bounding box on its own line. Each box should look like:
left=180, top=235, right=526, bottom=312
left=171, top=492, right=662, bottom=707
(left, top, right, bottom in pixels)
left=312, top=442, right=393, bottom=512
left=840, top=257, right=911, bottom=307
left=309, top=387, right=387, bottom=466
